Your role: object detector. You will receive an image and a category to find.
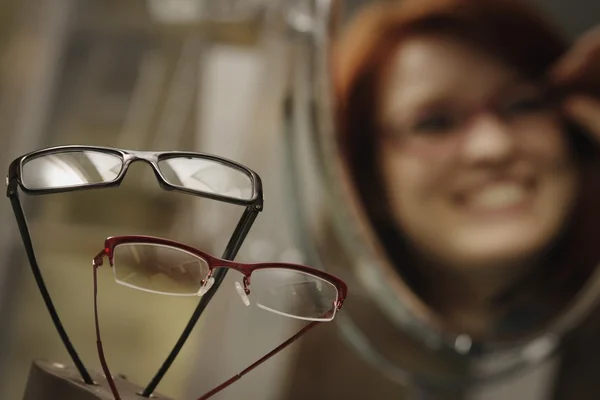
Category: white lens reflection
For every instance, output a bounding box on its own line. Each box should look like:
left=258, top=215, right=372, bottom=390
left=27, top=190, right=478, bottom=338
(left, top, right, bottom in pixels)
left=113, top=243, right=210, bottom=296
left=251, top=268, right=338, bottom=321
left=158, top=157, right=253, bottom=200
left=21, top=151, right=123, bottom=190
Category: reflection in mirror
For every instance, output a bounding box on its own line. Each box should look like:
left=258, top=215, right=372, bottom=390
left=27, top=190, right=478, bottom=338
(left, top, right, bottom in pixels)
left=158, top=157, right=253, bottom=200
left=329, top=0, right=600, bottom=344
left=284, top=0, right=600, bottom=397
left=21, top=151, right=123, bottom=190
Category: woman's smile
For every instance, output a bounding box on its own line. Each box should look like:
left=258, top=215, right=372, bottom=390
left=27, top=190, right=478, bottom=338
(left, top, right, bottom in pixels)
left=453, top=178, right=537, bottom=217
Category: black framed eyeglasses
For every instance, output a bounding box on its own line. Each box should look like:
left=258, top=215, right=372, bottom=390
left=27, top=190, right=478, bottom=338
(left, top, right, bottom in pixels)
left=5, top=145, right=263, bottom=396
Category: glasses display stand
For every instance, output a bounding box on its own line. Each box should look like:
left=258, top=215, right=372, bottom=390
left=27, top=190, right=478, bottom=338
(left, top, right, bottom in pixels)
left=22, top=360, right=173, bottom=400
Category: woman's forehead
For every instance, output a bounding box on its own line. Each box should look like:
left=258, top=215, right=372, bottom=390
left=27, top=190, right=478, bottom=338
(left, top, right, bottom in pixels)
left=379, top=35, right=523, bottom=118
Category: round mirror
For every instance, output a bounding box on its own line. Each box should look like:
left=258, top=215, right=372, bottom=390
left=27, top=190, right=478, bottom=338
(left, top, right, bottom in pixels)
left=284, top=0, right=600, bottom=388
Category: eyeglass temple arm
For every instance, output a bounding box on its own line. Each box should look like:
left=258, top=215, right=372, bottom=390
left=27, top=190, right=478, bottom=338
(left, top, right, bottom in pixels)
left=197, top=320, right=322, bottom=400
left=92, top=254, right=122, bottom=400
left=141, top=206, right=259, bottom=397
left=9, top=194, right=94, bottom=384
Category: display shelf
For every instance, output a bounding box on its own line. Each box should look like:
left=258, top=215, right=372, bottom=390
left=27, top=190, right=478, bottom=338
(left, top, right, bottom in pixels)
left=22, top=360, right=173, bottom=400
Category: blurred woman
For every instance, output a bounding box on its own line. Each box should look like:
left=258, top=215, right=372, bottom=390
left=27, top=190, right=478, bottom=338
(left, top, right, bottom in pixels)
left=335, top=0, right=600, bottom=340
left=284, top=0, right=600, bottom=398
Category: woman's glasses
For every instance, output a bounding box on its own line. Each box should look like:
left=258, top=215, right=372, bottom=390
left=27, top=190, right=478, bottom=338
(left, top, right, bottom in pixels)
left=6, top=145, right=263, bottom=392
left=92, top=235, right=348, bottom=399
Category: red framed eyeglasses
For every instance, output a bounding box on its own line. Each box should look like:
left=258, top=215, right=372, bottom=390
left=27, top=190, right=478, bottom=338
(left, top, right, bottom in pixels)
left=92, top=235, right=348, bottom=399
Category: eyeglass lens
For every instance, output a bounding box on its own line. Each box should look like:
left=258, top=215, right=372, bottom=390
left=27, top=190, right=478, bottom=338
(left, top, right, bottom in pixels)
left=21, top=151, right=123, bottom=189
left=251, top=268, right=338, bottom=321
left=111, top=243, right=338, bottom=322
left=20, top=149, right=254, bottom=200
left=113, top=243, right=210, bottom=296
left=157, top=157, right=253, bottom=200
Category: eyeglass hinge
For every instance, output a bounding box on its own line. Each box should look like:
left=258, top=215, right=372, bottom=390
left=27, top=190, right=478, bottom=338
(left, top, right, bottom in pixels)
left=6, top=178, right=16, bottom=197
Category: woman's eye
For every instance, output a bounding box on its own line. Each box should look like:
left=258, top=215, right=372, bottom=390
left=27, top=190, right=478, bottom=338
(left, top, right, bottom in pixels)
left=412, top=115, right=457, bottom=134
left=503, top=96, right=549, bottom=115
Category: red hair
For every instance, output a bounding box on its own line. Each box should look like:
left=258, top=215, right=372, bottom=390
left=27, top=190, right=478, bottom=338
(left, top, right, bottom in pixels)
left=334, top=0, right=569, bottom=102
left=333, top=0, right=600, bottom=335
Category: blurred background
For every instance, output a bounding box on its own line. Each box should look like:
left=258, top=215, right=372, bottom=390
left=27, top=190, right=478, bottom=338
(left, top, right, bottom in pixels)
left=0, top=1, right=302, bottom=399
left=0, top=0, right=598, bottom=400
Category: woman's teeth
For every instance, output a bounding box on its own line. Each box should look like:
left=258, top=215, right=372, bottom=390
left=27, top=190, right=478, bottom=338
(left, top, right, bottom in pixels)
left=469, top=184, right=528, bottom=209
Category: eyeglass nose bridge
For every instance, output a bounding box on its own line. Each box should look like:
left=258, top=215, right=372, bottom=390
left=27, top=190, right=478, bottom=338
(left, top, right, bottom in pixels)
left=125, top=150, right=160, bottom=162
left=120, top=153, right=170, bottom=189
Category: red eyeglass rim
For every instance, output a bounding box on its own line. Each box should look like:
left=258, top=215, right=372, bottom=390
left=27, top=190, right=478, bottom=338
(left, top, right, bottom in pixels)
left=94, top=235, right=349, bottom=303
left=92, top=234, right=349, bottom=399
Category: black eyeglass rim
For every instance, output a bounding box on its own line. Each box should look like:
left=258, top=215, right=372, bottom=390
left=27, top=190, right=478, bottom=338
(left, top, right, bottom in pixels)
left=6, top=144, right=263, bottom=394
left=7, top=145, right=263, bottom=207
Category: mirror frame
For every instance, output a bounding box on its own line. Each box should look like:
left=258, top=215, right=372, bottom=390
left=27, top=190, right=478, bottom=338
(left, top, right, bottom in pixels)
left=284, top=0, right=600, bottom=385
